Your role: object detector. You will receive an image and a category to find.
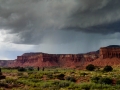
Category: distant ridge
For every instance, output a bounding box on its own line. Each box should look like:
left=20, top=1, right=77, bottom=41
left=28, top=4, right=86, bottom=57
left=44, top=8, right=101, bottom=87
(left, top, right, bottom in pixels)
left=95, top=45, right=120, bottom=54
left=1, top=45, right=120, bottom=68
left=21, top=45, right=120, bottom=56
left=106, top=45, right=120, bottom=48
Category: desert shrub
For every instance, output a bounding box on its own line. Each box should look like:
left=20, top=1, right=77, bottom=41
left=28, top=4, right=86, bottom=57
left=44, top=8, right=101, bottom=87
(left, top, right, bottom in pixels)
left=116, top=80, right=120, bottom=84
left=28, top=67, right=34, bottom=71
left=31, top=79, right=41, bottom=83
left=53, top=69, right=59, bottom=74
left=0, top=82, right=8, bottom=88
left=16, top=79, right=28, bottom=85
left=68, top=83, right=78, bottom=89
left=42, top=83, right=51, bottom=88
left=86, top=64, right=95, bottom=71
left=70, top=71, right=75, bottom=74
left=6, top=78, right=17, bottom=84
left=78, top=83, right=114, bottom=89
left=65, top=76, right=76, bottom=82
left=17, top=72, right=24, bottom=76
left=79, top=83, right=91, bottom=90
left=80, top=72, right=88, bottom=76
left=42, top=67, right=44, bottom=71
left=18, top=67, right=26, bottom=72
left=29, top=74, right=43, bottom=79
left=56, top=74, right=65, bottom=80
left=90, top=83, right=114, bottom=89
left=52, top=81, right=70, bottom=88
left=58, top=81, right=70, bottom=87
left=91, top=76, right=113, bottom=85
left=46, top=73, right=54, bottom=79
left=103, top=65, right=113, bottom=72
left=14, top=67, right=20, bottom=69
left=76, top=83, right=119, bottom=90
left=91, top=76, right=100, bottom=83
left=99, top=77, right=113, bottom=84
left=5, top=78, right=19, bottom=87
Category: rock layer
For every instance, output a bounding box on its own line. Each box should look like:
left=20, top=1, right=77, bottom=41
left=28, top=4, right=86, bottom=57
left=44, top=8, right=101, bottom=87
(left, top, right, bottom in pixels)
left=11, top=52, right=98, bottom=68
left=0, top=60, right=15, bottom=67
left=1, top=45, right=120, bottom=68
left=100, top=47, right=120, bottom=59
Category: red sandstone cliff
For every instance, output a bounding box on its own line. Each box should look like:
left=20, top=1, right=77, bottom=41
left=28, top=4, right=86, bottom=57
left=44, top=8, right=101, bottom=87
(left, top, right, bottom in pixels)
left=86, top=45, right=120, bottom=67
left=0, top=60, right=15, bottom=67
left=6, top=51, right=98, bottom=68
left=1, top=45, right=120, bottom=68
left=87, top=57, right=120, bottom=67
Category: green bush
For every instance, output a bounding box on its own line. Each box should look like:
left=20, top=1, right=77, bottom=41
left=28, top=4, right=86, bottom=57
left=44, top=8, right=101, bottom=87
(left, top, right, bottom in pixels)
left=17, top=72, right=24, bottom=76
left=68, top=83, right=78, bottom=89
left=28, top=67, right=34, bottom=71
left=91, top=76, right=100, bottom=83
left=86, top=64, right=95, bottom=71
left=79, top=83, right=91, bottom=90
left=58, top=81, right=70, bottom=87
left=56, top=74, right=65, bottom=80
left=65, top=76, right=76, bottom=82
left=31, top=79, right=41, bottom=83
left=52, top=81, right=70, bottom=88
left=18, top=67, right=26, bottom=72
left=6, top=78, right=16, bottom=84
left=0, top=82, right=8, bottom=88
left=46, top=73, right=54, bottom=79
left=103, top=65, right=113, bottom=72
left=80, top=72, right=88, bottom=76
left=29, top=74, right=43, bottom=79
left=99, top=77, right=113, bottom=84
left=116, top=80, right=120, bottom=84
left=91, top=76, right=113, bottom=85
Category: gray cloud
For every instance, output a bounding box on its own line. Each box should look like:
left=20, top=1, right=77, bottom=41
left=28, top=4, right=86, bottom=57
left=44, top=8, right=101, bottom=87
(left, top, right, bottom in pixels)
left=0, top=0, right=120, bottom=44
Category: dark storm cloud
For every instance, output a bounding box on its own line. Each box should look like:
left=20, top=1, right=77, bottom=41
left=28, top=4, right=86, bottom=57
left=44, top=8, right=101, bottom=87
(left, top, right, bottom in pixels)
left=0, top=0, right=120, bottom=44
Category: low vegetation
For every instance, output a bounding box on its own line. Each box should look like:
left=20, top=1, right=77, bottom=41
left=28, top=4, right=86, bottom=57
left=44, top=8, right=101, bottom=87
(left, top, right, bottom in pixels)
left=103, top=65, right=113, bottom=72
left=86, top=64, right=95, bottom=71
left=0, top=65, right=120, bottom=90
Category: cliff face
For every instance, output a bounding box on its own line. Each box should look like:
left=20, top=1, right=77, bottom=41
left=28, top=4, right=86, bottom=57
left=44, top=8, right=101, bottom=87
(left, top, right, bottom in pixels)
left=86, top=45, right=120, bottom=67
left=87, top=57, right=120, bottom=67
left=1, top=45, right=120, bottom=68
left=0, top=60, right=15, bottom=67
left=8, top=52, right=98, bottom=68
left=99, top=47, right=120, bottom=59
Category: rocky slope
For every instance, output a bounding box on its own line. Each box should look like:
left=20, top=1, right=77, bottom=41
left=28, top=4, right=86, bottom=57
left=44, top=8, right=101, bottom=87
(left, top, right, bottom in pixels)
left=87, top=57, right=120, bottom=67
left=86, top=45, right=120, bottom=67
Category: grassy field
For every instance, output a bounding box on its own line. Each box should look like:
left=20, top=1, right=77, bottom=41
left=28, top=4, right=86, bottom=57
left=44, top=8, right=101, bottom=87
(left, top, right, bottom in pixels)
left=1, top=66, right=120, bottom=90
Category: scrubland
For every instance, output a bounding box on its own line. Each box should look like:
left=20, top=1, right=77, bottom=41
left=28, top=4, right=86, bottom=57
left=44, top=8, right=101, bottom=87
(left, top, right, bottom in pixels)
left=1, top=66, right=120, bottom=90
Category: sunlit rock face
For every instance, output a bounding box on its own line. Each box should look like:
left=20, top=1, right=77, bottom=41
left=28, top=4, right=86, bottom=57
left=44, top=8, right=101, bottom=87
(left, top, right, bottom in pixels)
left=9, top=51, right=98, bottom=68
left=2, top=45, right=120, bottom=68
left=100, top=47, right=120, bottom=59
left=86, top=45, right=120, bottom=67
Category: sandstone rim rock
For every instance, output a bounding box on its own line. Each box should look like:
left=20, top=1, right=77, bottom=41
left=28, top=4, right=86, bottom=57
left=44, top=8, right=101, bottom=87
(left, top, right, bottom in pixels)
left=0, top=45, right=120, bottom=68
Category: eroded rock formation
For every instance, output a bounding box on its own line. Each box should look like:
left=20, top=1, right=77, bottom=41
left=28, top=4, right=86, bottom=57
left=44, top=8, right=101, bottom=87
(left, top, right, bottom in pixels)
left=86, top=45, right=120, bottom=67
left=1, top=45, right=120, bottom=68
left=0, top=60, right=15, bottom=67
left=100, top=47, right=120, bottom=59
left=10, top=52, right=98, bottom=68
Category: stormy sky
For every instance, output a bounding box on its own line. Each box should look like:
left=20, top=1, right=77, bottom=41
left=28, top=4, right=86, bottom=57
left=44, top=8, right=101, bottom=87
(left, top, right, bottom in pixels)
left=0, top=0, right=120, bottom=60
